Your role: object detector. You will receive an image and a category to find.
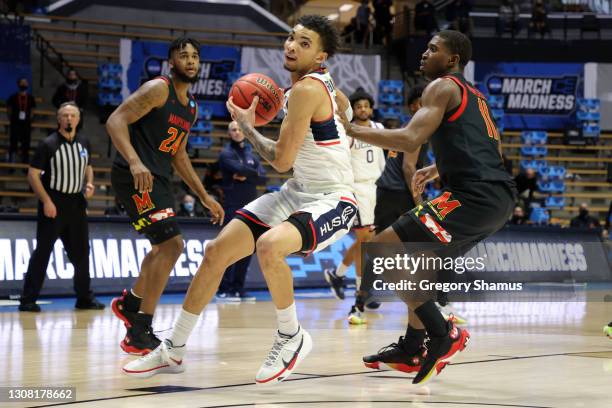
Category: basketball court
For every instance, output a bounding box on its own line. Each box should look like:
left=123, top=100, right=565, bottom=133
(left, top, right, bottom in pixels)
left=2, top=291, right=611, bottom=408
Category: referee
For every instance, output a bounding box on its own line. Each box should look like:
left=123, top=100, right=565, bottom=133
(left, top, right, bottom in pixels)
left=19, top=102, right=104, bottom=312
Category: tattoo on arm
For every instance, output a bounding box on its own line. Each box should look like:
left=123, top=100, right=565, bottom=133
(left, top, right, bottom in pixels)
left=238, top=122, right=276, bottom=163
left=125, top=83, right=165, bottom=119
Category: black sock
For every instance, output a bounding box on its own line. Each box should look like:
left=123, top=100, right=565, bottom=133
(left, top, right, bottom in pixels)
left=124, top=290, right=142, bottom=313
left=414, top=299, right=448, bottom=337
left=405, top=325, right=426, bottom=344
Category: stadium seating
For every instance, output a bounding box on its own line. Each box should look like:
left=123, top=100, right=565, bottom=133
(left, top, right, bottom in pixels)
left=545, top=196, right=566, bottom=209
left=521, top=131, right=548, bottom=145
left=97, top=63, right=123, bottom=107
left=529, top=207, right=550, bottom=225
left=520, top=146, right=548, bottom=157
left=487, top=95, right=504, bottom=109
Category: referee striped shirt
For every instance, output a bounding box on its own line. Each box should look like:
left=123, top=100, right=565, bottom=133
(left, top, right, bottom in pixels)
left=30, top=131, right=90, bottom=194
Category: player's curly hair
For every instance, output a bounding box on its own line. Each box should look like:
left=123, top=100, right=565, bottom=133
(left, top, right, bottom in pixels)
left=436, top=30, right=472, bottom=68
left=297, top=14, right=339, bottom=58
left=349, top=87, right=375, bottom=109
left=168, top=37, right=201, bottom=59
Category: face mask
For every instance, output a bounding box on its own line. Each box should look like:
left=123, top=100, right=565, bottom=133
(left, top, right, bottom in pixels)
left=184, top=202, right=194, bottom=212
left=67, top=79, right=77, bottom=85
left=579, top=209, right=588, bottom=217
left=19, top=85, right=28, bottom=91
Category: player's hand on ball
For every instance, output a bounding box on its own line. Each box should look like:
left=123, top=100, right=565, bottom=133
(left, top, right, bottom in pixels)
left=226, top=95, right=258, bottom=129
left=130, top=161, right=154, bottom=193
left=43, top=199, right=57, bottom=218
left=202, top=195, right=225, bottom=225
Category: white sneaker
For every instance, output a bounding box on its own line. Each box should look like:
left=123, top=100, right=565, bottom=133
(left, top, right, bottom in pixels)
left=255, top=327, right=312, bottom=385
left=122, top=339, right=185, bottom=378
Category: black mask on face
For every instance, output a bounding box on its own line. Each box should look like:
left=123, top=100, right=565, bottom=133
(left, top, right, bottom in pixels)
left=19, top=85, right=28, bottom=91
left=67, top=79, right=77, bottom=85
left=579, top=209, right=588, bottom=217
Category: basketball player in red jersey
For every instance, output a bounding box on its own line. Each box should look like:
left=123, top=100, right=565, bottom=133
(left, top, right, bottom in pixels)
left=107, top=37, right=223, bottom=356
left=345, top=30, right=517, bottom=384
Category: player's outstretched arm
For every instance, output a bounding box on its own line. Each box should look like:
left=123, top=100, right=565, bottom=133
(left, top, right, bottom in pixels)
left=346, top=79, right=456, bottom=152
left=226, top=80, right=319, bottom=173
left=106, top=79, right=169, bottom=192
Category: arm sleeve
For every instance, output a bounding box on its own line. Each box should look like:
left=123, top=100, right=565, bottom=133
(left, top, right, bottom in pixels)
left=30, top=140, right=50, bottom=171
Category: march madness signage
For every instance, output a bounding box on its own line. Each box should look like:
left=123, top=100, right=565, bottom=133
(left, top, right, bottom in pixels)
left=120, top=39, right=241, bottom=117
left=0, top=217, right=609, bottom=298
left=475, top=62, right=584, bottom=130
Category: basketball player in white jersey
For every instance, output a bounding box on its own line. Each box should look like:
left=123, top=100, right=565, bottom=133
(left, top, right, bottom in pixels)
left=123, top=15, right=357, bottom=384
left=324, top=88, right=386, bottom=324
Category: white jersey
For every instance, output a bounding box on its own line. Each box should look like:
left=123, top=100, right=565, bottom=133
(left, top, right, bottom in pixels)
left=349, top=121, right=386, bottom=183
left=283, top=69, right=354, bottom=193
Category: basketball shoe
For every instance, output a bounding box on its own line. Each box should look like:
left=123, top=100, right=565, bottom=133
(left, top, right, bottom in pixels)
left=324, top=268, right=345, bottom=300
left=348, top=304, right=367, bottom=325
left=255, top=327, right=312, bottom=385
left=121, top=322, right=161, bottom=355
left=363, top=336, right=426, bottom=373
left=412, top=319, right=470, bottom=385
left=604, top=322, right=612, bottom=339
left=111, top=289, right=140, bottom=327
left=122, top=339, right=185, bottom=379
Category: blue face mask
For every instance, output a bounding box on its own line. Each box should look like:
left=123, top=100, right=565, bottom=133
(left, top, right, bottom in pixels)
left=184, top=202, right=194, bottom=212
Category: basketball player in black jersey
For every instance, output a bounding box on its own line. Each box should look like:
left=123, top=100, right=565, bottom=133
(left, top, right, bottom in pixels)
left=106, top=37, right=224, bottom=355
left=344, top=30, right=517, bottom=384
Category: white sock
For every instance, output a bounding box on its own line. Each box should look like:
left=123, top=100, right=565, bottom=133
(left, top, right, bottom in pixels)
left=276, top=302, right=299, bottom=336
left=356, top=276, right=362, bottom=291
left=168, top=308, right=200, bottom=347
left=336, top=262, right=349, bottom=277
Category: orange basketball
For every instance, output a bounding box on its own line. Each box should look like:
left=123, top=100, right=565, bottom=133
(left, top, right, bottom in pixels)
left=229, top=73, right=284, bottom=126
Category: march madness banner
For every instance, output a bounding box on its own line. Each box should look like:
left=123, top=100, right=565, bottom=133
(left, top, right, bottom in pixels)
left=120, top=39, right=241, bottom=117
left=0, top=217, right=356, bottom=297
left=0, top=216, right=609, bottom=298
left=475, top=62, right=584, bottom=130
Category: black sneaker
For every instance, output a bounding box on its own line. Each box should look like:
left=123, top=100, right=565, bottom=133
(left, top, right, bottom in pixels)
left=18, top=302, right=41, bottom=312
left=75, top=296, right=105, bottom=310
left=324, top=268, right=345, bottom=299
left=120, top=315, right=161, bottom=356
left=413, top=320, right=470, bottom=384
left=111, top=289, right=140, bottom=327
left=363, top=336, right=426, bottom=373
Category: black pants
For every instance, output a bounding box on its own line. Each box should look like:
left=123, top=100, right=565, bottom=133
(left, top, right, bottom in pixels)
left=21, top=192, right=92, bottom=303
left=9, top=122, right=31, bottom=163
left=218, top=206, right=252, bottom=294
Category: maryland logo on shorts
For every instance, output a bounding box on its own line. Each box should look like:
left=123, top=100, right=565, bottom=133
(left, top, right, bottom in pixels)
left=427, top=191, right=461, bottom=220
left=131, top=191, right=155, bottom=215
left=419, top=213, right=453, bottom=243
left=149, top=208, right=175, bottom=223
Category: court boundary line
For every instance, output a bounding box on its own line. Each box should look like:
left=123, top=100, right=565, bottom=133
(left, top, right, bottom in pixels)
left=28, top=350, right=611, bottom=408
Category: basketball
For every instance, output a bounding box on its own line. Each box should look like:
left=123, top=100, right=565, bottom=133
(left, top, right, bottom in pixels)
left=229, top=73, right=284, bottom=126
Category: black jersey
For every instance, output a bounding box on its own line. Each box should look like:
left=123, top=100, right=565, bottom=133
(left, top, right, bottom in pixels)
left=113, top=75, right=197, bottom=181
left=430, top=73, right=512, bottom=187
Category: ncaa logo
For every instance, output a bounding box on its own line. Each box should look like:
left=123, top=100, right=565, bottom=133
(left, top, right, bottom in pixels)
left=145, top=57, right=162, bottom=77
left=487, top=77, right=503, bottom=94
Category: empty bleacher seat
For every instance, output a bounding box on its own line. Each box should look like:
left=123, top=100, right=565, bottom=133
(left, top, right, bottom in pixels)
left=491, top=109, right=504, bottom=122
left=537, top=180, right=565, bottom=194
left=191, top=121, right=213, bottom=134
left=521, top=131, right=548, bottom=145
left=487, top=95, right=504, bottom=109
left=539, top=165, right=566, bottom=180
left=576, top=98, right=600, bottom=111
left=520, top=146, right=548, bottom=157
left=576, top=111, right=600, bottom=122
left=198, top=103, right=214, bottom=121
left=188, top=135, right=213, bottom=150
left=379, top=93, right=403, bottom=106
left=545, top=196, right=565, bottom=209
left=378, top=80, right=403, bottom=94
left=529, top=207, right=550, bottom=225
left=377, top=106, right=402, bottom=120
